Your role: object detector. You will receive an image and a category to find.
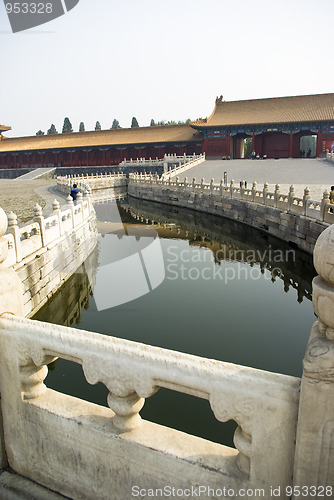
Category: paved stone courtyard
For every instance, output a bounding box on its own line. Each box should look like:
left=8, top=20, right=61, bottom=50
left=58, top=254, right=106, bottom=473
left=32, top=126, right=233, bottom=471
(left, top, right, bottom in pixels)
left=177, top=157, right=334, bottom=200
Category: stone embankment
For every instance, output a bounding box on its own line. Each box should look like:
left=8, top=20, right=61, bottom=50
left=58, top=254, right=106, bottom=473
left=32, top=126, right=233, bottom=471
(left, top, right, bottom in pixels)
left=128, top=174, right=334, bottom=253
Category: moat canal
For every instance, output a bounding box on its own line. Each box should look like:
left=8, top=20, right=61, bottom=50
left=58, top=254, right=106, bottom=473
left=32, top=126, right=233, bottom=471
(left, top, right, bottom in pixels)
left=34, top=191, right=316, bottom=447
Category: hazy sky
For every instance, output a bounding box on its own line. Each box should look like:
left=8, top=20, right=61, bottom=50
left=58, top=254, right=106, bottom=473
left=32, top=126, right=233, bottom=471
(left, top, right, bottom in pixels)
left=1, top=0, right=333, bottom=137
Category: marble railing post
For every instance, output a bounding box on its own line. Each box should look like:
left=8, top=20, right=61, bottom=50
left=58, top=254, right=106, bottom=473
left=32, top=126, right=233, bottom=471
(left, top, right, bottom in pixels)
left=293, top=224, right=334, bottom=494
left=251, top=181, right=257, bottom=202
left=302, top=187, right=310, bottom=216
left=66, top=195, right=75, bottom=228
left=274, top=183, right=280, bottom=208
left=210, top=178, right=214, bottom=195
left=52, top=199, right=63, bottom=236
left=288, top=185, right=295, bottom=211
left=77, top=192, right=84, bottom=222
left=33, top=204, right=46, bottom=247
left=220, top=179, right=224, bottom=196
left=230, top=179, right=235, bottom=198
left=0, top=206, right=24, bottom=471
left=262, top=182, right=268, bottom=205
left=320, top=190, right=330, bottom=221
left=7, top=211, right=22, bottom=263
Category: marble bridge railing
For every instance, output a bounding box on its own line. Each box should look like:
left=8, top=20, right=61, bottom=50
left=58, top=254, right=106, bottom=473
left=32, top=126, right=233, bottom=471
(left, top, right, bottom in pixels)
left=130, top=173, right=334, bottom=224
left=57, top=172, right=127, bottom=195
left=2, top=192, right=93, bottom=267
left=0, top=311, right=299, bottom=498
left=161, top=153, right=206, bottom=179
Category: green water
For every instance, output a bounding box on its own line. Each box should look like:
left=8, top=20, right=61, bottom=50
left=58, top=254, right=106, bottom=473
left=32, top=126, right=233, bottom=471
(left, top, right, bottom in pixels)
left=35, top=195, right=316, bottom=447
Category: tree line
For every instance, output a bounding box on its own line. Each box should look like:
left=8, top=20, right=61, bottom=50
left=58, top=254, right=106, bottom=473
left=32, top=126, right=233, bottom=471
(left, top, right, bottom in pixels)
left=36, top=117, right=191, bottom=135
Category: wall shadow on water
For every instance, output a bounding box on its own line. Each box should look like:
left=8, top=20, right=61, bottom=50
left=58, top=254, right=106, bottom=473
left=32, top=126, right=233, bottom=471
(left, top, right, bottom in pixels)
left=34, top=190, right=317, bottom=448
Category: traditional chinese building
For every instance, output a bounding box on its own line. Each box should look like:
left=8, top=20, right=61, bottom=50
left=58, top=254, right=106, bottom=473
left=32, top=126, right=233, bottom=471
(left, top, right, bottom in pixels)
left=192, top=93, right=334, bottom=159
left=1, top=93, right=334, bottom=169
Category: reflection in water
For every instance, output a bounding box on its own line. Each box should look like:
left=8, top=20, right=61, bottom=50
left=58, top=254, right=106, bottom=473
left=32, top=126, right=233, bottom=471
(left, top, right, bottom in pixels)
left=34, top=188, right=316, bottom=447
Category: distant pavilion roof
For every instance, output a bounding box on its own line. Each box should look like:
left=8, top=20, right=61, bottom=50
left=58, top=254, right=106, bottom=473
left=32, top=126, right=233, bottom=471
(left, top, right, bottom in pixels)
left=191, top=93, right=334, bottom=129
left=0, top=124, right=201, bottom=153
left=0, top=125, right=11, bottom=134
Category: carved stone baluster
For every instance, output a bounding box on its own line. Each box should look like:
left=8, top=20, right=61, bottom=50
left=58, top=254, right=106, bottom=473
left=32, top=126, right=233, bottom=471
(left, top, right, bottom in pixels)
left=107, top=392, right=145, bottom=432
left=234, top=426, right=252, bottom=476
left=20, top=354, right=58, bottom=400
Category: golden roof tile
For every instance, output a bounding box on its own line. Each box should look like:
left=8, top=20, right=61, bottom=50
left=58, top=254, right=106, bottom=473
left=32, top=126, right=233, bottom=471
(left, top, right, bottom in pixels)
left=0, top=124, right=201, bottom=153
left=191, top=93, right=334, bottom=128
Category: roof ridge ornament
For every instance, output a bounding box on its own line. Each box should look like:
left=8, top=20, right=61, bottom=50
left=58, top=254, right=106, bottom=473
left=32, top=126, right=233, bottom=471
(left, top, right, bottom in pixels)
left=215, top=95, right=223, bottom=104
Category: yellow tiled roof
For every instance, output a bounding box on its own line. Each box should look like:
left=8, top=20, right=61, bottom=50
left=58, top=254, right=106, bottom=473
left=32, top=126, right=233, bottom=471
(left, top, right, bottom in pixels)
left=0, top=125, right=11, bottom=133
left=191, top=93, right=334, bottom=128
left=0, top=124, right=201, bottom=153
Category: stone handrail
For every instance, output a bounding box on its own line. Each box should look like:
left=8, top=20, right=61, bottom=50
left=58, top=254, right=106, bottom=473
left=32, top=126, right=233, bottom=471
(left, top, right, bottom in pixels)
left=0, top=312, right=299, bottom=497
left=119, top=157, right=163, bottom=167
left=2, top=192, right=93, bottom=267
left=162, top=153, right=206, bottom=179
left=129, top=174, right=334, bottom=224
left=57, top=172, right=127, bottom=194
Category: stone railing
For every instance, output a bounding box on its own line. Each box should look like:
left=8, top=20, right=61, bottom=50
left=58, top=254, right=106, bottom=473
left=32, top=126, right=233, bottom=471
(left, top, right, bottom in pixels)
left=130, top=175, right=332, bottom=223
left=0, top=203, right=334, bottom=497
left=119, top=157, right=163, bottom=167
left=162, top=153, right=206, bottom=179
left=57, top=172, right=127, bottom=195
left=118, top=154, right=206, bottom=178
left=2, top=193, right=97, bottom=318
left=3, top=192, right=93, bottom=267
left=128, top=175, right=333, bottom=253
left=0, top=312, right=299, bottom=498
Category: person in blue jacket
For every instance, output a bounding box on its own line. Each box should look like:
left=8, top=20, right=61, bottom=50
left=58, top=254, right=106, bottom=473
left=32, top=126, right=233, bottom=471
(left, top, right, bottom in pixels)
left=70, top=183, right=80, bottom=201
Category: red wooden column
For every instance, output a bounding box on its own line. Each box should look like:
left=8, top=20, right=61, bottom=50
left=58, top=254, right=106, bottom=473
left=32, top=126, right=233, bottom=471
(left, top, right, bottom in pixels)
left=289, top=131, right=293, bottom=158
left=226, top=133, right=231, bottom=158
left=316, top=130, right=322, bottom=157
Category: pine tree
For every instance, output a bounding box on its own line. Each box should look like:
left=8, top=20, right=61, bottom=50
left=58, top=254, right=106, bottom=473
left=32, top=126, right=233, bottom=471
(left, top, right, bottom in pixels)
left=36, top=130, right=44, bottom=135
left=47, top=124, right=58, bottom=135
left=62, top=117, right=73, bottom=133
left=131, top=117, right=139, bottom=128
left=79, top=122, right=85, bottom=132
left=111, top=119, right=120, bottom=129
left=150, top=119, right=155, bottom=126
left=95, top=121, right=102, bottom=131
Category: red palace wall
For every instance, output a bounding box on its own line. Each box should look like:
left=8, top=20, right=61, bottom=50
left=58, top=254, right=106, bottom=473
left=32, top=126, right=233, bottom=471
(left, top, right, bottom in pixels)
left=0, top=143, right=202, bottom=169
left=202, top=137, right=228, bottom=157
left=322, top=132, right=334, bottom=152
